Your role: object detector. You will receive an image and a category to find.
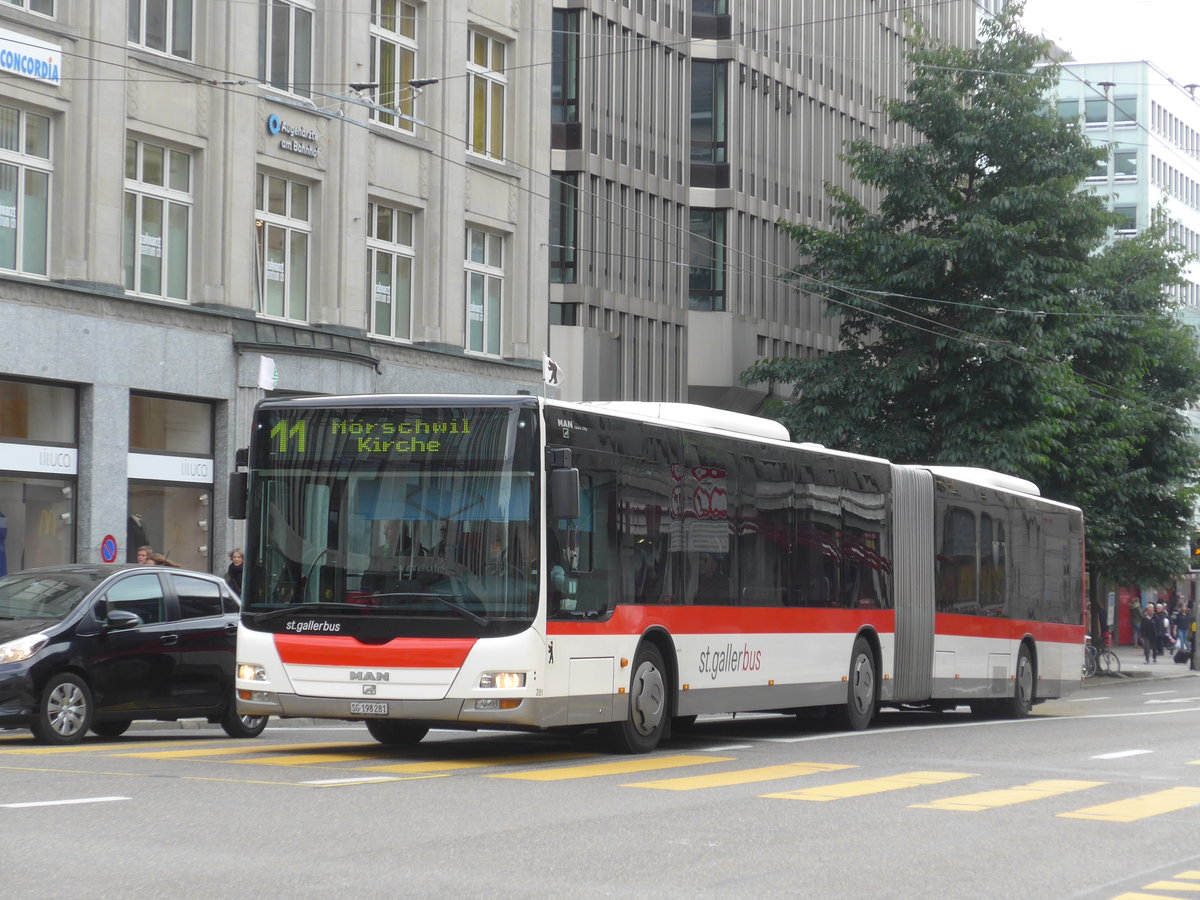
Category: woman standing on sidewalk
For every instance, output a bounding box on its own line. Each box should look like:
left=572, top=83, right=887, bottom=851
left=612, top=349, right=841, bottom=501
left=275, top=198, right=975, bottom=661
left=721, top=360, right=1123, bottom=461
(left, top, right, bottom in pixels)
left=1129, top=597, right=1144, bottom=648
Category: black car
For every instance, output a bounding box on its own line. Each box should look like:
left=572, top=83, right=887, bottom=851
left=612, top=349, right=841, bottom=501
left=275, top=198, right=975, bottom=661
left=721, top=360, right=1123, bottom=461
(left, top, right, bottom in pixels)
left=0, top=564, right=268, bottom=744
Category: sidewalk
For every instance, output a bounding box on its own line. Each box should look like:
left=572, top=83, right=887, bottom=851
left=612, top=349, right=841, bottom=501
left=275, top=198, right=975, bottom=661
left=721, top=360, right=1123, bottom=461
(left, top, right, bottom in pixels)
left=1085, top=640, right=1200, bottom=684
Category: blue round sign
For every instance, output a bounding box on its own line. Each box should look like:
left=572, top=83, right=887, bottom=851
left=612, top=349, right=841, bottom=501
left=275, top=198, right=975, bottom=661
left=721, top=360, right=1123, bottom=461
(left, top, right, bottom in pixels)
left=100, top=534, right=118, bottom=563
left=267, top=113, right=281, bottom=135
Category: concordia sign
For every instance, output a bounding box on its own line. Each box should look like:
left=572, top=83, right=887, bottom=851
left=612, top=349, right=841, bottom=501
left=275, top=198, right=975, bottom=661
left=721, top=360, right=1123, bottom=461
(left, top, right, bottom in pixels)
left=0, top=26, right=62, bottom=86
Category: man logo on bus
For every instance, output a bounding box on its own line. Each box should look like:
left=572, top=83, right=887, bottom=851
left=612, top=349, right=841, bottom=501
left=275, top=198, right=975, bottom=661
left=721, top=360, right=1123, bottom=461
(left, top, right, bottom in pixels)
left=350, top=671, right=390, bottom=682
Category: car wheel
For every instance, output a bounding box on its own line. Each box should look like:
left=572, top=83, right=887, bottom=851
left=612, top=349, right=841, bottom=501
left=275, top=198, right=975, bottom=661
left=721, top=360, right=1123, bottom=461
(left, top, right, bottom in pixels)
left=365, top=719, right=429, bottom=746
left=220, top=701, right=269, bottom=738
left=91, top=720, right=132, bottom=738
left=32, top=673, right=94, bottom=745
left=602, top=643, right=669, bottom=753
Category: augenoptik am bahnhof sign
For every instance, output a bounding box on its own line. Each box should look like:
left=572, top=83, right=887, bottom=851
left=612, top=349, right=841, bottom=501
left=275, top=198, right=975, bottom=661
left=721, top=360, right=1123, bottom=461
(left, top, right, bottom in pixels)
left=266, top=113, right=319, bottom=159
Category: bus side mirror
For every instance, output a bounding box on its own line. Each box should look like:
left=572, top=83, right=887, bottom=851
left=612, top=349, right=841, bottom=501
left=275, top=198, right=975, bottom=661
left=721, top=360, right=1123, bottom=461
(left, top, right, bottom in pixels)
left=228, top=472, right=248, bottom=520
left=549, top=467, right=580, bottom=522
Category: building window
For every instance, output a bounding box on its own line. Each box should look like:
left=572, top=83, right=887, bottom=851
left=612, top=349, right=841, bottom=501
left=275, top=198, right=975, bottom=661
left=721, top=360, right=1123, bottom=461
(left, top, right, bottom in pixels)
left=551, top=10, right=580, bottom=125
left=128, top=0, right=193, bottom=60
left=370, top=1, right=417, bottom=132
left=1113, top=149, right=1137, bottom=181
left=1113, top=205, right=1138, bottom=234
left=1113, top=96, right=1137, bottom=126
left=550, top=172, right=578, bottom=284
left=1084, top=98, right=1108, bottom=127
left=465, top=227, right=503, bottom=355
left=368, top=202, right=414, bottom=340
left=1056, top=99, right=1078, bottom=121
left=689, top=209, right=726, bottom=311
left=0, top=377, right=78, bottom=571
left=0, top=104, right=51, bottom=276
left=1085, top=157, right=1107, bottom=182
left=255, top=172, right=310, bottom=322
left=690, top=60, right=727, bottom=163
left=467, top=31, right=507, bottom=159
left=258, top=0, right=313, bottom=98
left=123, top=139, right=191, bottom=300
left=3, top=0, right=52, bottom=14
left=128, top=393, right=214, bottom=571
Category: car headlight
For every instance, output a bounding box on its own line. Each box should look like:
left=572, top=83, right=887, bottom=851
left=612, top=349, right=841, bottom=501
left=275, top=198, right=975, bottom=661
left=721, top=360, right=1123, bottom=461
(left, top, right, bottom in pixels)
left=0, top=633, right=49, bottom=664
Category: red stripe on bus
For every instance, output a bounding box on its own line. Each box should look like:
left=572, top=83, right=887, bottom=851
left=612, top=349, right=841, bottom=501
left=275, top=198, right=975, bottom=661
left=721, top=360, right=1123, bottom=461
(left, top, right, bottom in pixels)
left=547, top=606, right=1084, bottom=642
left=547, top=605, right=896, bottom=635
left=274, top=634, right=476, bottom=668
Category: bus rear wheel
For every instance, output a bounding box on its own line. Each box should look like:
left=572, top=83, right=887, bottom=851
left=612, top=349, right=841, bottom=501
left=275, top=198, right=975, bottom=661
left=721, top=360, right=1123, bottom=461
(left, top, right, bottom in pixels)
left=1000, top=644, right=1035, bottom=718
left=366, top=719, right=429, bottom=746
left=603, top=643, right=668, bottom=753
left=836, top=636, right=877, bottom=731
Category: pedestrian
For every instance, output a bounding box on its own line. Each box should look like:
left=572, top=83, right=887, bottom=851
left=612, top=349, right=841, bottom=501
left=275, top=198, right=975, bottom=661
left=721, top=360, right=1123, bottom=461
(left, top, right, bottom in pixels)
left=1143, top=603, right=1161, bottom=663
left=136, top=545, right=154, bottom=564
left=1129, top=596, right=1143, bottom=647
left=1173, top=602, right=1192, bottom=654
left=1153, top=603, right=1173, bottom=660
left=225, top=547, right=244, bottom=595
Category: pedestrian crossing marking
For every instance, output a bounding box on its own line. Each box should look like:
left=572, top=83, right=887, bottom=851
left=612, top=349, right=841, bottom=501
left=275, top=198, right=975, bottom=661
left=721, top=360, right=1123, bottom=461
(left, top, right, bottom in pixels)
left=910, top=780, right=1105, bottom=812
left=359, top=752, right=597, bottom=774
left=1058, top=787, right=1200, bottom=822
left=762, top=770, right=975, bottom=802
left=624, top=761, right=856, bottom=791
left=489, top=754, right=732, bottom=781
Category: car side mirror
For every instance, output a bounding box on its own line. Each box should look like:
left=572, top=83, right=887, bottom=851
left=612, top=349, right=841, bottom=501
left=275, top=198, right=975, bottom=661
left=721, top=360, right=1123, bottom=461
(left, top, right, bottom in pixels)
left=104, top=609, right=142, bottom=631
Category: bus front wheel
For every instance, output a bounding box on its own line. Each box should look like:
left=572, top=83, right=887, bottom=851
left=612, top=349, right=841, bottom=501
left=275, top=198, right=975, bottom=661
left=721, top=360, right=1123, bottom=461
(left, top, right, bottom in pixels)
left=603, top=643, right=668, bottom=753
left=366, top=719, right=429, bottom=746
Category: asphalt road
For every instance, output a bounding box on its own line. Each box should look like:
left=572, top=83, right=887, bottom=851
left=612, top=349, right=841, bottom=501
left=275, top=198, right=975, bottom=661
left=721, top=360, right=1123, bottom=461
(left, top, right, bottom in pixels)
left=3, top=669, right=1200, bottom=900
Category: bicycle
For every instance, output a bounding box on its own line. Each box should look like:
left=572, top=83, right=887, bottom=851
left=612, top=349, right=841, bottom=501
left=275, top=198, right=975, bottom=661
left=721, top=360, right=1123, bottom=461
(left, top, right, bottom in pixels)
left=1083, top=633, right=1121, bottom=678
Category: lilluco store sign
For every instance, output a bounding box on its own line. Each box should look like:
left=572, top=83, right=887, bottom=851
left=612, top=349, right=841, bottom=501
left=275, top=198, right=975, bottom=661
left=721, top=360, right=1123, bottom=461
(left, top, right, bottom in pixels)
left=266, top=113, right=319, bottom=159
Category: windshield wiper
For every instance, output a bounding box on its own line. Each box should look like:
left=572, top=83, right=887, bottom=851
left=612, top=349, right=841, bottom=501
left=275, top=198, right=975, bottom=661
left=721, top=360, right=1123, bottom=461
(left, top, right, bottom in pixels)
left=250, top=602, right=374, bottom=624
left=371, top=592, right=491, bottom=627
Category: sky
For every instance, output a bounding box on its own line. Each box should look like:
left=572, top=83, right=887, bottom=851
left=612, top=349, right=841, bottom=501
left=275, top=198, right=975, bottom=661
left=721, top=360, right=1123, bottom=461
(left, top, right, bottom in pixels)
left=1019, top=0, right=1200, bottom=84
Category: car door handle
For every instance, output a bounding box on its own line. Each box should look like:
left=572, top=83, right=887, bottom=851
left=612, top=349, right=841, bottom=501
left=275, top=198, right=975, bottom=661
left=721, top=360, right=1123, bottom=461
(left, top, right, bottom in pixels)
left=225, top=622, right=238, bottom=634
left=159, top=634, right=179, bottom=646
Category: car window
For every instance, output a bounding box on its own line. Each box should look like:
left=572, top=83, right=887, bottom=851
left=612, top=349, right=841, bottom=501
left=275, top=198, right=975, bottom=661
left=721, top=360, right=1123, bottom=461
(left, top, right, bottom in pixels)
left=222, top=592, right=240, bottom=614
left=170, top=574, right=224, bottom=619
left=104, top=574, right=166, bottom=624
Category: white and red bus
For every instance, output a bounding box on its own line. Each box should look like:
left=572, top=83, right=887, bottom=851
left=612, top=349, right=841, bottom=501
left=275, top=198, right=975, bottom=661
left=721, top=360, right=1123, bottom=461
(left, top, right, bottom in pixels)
left=230, top=394, right=1085, bottom=752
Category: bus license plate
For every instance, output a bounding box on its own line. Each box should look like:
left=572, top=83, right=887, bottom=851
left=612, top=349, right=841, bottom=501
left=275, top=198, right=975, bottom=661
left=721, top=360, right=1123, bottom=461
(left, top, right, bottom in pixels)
left=350, top=701, right=388, bottom=715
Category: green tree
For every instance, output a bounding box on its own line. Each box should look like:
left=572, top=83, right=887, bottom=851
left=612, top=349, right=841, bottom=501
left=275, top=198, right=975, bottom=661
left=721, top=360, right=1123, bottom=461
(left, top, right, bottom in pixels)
left=741, top=4, right=1200, bottom=585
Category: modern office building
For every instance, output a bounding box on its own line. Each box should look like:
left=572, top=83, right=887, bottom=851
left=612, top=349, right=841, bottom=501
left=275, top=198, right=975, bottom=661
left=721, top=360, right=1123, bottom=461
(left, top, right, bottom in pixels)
left=1050, top=60, right=1200, bottom=313
left=547, top=1, right=976, bottom=409
left=0, top=1, right=976, bottom=573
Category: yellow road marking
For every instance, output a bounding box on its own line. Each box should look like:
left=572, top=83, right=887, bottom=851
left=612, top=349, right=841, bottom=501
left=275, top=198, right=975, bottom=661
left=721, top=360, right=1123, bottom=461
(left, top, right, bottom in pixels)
left=1059, top=787, right=1200, bottom=822
left=0, top=739, right=240, bottom=756
left=763, top=771, right=975, bottom=802
left=1112, top=895, right=1193, bottom=900
left=228, top=751, right=402, bottom=766
left=115, top=741, right=373, bottom=759
left=624, top=761, right=857, bottom=791
left=489, top=754, right=732, bottom=781
left=360, top=752, right=598, bottom=774
left=911, top=780, right=1106, bottom=812
left=1142, top=882, right=1200, bottom=892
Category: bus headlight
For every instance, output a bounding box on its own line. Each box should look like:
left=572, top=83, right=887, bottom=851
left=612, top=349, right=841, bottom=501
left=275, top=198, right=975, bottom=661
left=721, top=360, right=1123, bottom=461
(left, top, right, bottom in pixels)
left=479, top=672, right=526, bottom=689
left=237, top=663, right=268, bottom=682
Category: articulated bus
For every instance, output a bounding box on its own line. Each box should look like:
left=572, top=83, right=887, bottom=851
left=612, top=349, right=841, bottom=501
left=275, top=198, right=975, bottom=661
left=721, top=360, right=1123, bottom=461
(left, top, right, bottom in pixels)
left=229, top=394, right=1085, bottom=752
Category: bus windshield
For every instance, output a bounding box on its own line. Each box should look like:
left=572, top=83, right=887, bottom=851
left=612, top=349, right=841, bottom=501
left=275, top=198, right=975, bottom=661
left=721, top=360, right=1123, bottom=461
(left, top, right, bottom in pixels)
left=242, top=402, right=540, bottom=632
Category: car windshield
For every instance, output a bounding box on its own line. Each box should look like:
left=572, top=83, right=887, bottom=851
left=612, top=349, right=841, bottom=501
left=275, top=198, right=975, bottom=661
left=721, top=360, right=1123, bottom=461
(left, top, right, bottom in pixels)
left=0, top=572, right=100, bottom=620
